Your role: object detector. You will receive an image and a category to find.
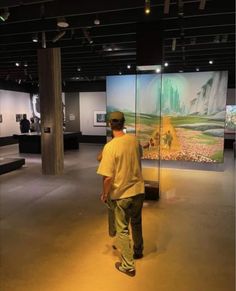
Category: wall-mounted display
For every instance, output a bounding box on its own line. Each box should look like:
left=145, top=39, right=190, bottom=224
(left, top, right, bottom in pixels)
left=225, top=105, right=236, bottom=133
left=16, top=114, right=24, bottom=122
left=106, top=71, right=228, bottom=163
left=93, top=111, right=106, bottom=127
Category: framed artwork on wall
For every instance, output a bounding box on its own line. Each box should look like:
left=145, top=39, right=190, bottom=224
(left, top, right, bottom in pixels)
left=16, top=114, right=24, bottom=122
left=94, top=111, right=106, bottom=127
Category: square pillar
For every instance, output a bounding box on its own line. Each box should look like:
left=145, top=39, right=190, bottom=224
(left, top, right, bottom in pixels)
left=37, top=48, right=64, bottom=175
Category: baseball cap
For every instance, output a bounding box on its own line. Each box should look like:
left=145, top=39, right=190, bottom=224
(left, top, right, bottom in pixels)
left=109, top=111, right=124, bottom=121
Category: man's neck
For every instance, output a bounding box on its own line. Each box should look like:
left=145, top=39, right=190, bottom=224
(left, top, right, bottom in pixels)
left=112, top=130, right=125, bottom=138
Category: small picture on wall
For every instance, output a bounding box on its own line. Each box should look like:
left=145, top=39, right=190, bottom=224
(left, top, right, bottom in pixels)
left=0, top=114, right=2, bottom=123
left=94, top=111, right=106, bottom=127
left=16, top=114, right=23, bottom=122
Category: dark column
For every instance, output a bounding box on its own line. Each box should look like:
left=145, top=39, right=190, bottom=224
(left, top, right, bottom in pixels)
left=136, top=21, right=163, bottom=66
left=37, top=48, right=64, bottom=175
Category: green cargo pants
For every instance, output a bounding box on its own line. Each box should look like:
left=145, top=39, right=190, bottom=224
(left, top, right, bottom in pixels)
left=114, top=193, right=145, bottom=270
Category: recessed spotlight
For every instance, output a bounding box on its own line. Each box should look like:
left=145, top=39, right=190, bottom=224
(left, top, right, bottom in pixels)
left=15, top=62, right=20, bottom=67
left=24, top=62, right=28, bottom=67
left=179, top=70, right=183, bottom=73
left=145, top=0, right=151, bottom=14
left=119, top=71, right=122, bottom=75
left=156, top=68, right=161, bottom=73
left=196, top=68, right=200, bottom=71
left=77, top=66, right=81, bottom=72
left=127, top=64, right=131, bottom=69
left=164, top=62, right=169, bottom=67
left=209, top=60, right=214, bottom=64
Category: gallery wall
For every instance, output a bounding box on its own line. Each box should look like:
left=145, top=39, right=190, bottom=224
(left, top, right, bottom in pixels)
left=0, top=90, right=106, bottom=138
left=0, top=90, right=32, bottom=137
left=79, top=92, right=106, bottom=136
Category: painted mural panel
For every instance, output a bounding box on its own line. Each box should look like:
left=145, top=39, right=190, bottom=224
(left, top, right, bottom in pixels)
left=136, top=74, right=162, bottom=160
left=225, top=105, right=236, bottom=133
left=160, top=71, right=228, bottom=162
left=106, top=71, right=228, bottom=163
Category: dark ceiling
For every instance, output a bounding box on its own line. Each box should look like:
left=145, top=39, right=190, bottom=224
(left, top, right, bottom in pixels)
left=0, top=0, right=235, bottom=89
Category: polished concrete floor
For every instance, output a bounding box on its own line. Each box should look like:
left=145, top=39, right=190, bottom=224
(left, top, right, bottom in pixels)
left=0, top=144, right=235, bottom=291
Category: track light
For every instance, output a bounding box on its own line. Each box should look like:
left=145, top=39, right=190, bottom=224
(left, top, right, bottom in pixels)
left=196, top=68, right=200, bottom=72
left=199, top=0, right=206, bottom=10
left=164, top=62, right=169, bottom=67
left=127, top=64, right=131, bottom=69
left=172, top=38, right=176, bottom=51
left=214, top=35, right=220, bottom=43
left=57, top=17, right=69, bottom=28
left=145, top=0, right=150, bottom=14
left=42, top=31, right=46, bottom=48
left=156, top=68, right=161, bottom=73
left=15, top=62, right=20, bottom=67
left=0, top=8, right=10, bottom=22
left=52, top=31, right=66, bottom=43
left=221, top=34, right=228, bottom=43
left=32, top=33, right=38, bottom=43
left=209, top=60, right=213, bottom=64
left=94, top=15, right=100, bottom=25
left=82, top=28, right=93, bottom=44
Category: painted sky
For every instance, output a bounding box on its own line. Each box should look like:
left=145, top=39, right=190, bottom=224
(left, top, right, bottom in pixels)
left=106, top=75, right=135, bottom=112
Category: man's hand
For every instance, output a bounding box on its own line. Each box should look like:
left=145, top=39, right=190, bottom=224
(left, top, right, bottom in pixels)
left=100, top=192, right=108, bottom=203
left=100, top=176, right=112, bottom=203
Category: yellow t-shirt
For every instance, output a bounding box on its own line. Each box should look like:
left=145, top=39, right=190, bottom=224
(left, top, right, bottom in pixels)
left=97, top=134, right=144, bottom=200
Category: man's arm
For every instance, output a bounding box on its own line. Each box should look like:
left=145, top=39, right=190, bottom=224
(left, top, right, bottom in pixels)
left=100, top=176, right=112, bottom=202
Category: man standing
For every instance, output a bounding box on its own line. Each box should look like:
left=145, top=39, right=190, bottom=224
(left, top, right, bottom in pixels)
left=20, top=114, right=30, bottom=133
left=97, top=111, right=145, bottom=277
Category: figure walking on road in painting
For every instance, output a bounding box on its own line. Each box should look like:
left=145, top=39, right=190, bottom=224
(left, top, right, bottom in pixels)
left=163, top=130, right=173, bottom=149
left=165, top=130, right=173, bottom=150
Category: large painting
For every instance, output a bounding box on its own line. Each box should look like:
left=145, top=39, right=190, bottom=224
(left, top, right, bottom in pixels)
left=106, top=71, right=228, bottom=163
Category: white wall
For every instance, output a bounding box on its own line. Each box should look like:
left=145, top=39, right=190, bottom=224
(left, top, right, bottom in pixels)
left=0, top=90, right=32, bottom=137
left=80, top=92, right=106, bottom=135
